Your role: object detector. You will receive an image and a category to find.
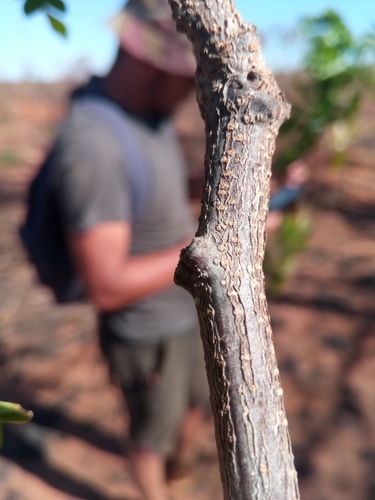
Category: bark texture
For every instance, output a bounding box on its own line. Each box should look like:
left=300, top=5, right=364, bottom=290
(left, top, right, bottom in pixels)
left=169, top=1, right=300, bottom=499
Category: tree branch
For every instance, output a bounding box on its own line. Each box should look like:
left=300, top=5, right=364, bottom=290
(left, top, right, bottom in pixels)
left=170, top=1, right=299, bottom=499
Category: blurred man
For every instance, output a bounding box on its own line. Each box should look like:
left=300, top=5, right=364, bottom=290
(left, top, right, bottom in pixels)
left=47, top=1, right=210, bottom=499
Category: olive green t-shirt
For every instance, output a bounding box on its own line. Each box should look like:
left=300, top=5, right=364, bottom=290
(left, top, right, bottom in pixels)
left=52, top=94, right=198, bottom=342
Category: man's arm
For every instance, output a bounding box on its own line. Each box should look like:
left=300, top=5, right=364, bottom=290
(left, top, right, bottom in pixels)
left=69, top=221, right=188, bottom=312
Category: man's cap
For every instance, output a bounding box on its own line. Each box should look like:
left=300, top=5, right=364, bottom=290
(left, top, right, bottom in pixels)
left=108, top=0, right=196, bottom=77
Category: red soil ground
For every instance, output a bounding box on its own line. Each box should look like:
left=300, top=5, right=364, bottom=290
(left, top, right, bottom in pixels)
left=0, top=81, right=375, bottom=500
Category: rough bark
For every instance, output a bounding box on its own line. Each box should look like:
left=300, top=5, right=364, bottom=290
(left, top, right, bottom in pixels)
left=169, top=1, right=300, bottom=499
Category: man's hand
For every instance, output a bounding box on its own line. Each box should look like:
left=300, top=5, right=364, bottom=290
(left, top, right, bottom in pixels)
left=69, top=221, right=190, bottom=311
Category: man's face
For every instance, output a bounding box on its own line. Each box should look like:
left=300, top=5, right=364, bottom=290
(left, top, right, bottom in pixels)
left=150, top=70, right=195, bottom=117
left=125, top=55, right=195, bottom=117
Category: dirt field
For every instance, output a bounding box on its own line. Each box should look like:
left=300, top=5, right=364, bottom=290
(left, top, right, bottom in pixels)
left=0, top=81, right=375, bottom=500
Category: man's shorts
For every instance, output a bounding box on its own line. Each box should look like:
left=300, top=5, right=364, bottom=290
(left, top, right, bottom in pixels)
left=99, top=326, right=210, bottom=456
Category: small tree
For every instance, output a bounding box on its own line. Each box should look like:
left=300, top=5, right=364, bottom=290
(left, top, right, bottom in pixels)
left=265, top=10, right=375, bottom=290
left=276, top=9, right=375, bottom=171
left=170, top=0, right=299, bottom=498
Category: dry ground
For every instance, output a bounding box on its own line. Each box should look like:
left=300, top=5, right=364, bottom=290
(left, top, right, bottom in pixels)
left=0, top=81, right=375, bottom=500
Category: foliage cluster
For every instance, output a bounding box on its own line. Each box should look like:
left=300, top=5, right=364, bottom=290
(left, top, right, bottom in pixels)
left=276, top=9, right=375, bottom=172
left=21, top=0, right=67, bottom=36
left=265, top=10, right=375, bottom=290
left=264, top=211, right=312, bottom=293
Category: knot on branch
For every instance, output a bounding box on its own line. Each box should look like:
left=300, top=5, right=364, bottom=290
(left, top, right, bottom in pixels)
left=174, top=237, right=212, bottom=295
left=169, top=0, right=289, bottom=125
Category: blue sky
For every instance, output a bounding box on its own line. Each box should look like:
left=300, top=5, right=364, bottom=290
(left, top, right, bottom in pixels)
left=0, top=0, right=374, bottom=81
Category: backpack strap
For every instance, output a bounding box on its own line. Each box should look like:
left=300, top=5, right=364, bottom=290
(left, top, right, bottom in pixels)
left=73, top=96, right=151, bottom=221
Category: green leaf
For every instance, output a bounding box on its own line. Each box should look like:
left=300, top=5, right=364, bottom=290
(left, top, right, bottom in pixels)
left=47, top=0, right=66, bottom=12
left=0, top=402, right=33, bottom=448
left=47, top=14, right=67, bottom=37
left=0, top=402, right=33, bottom=424
left=23, top=0, right=47, bottom=15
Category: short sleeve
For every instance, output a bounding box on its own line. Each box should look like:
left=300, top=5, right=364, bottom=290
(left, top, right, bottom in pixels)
left=53, top=112, right=132, bottom=233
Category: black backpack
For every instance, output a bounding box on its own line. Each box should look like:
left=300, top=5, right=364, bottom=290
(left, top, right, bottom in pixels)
left=19, top=97, right=150, bottom=303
